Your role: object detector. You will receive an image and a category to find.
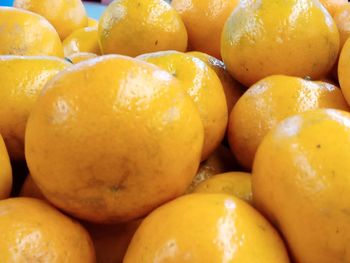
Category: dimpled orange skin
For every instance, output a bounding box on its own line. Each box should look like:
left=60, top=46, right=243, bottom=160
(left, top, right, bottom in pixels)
left=14, top=0, right=88, bottom=40
left=333, top=3, right=350, bottom=49
left=221, top=0, right=340, bottom=87
left=320, top=0, right=348, bottom=15
left=63, top=27, right=101, bottom=56
left=193, top=172, right=252, bottom=204
left=253, top=109, right=350, bottom=263
left=0, top=135, right=12, bottom=200
left=138, top=51, right=227, bottom=161
left=25, top=55, right=204, bottom=224
left=0, top=56, right=69, bottom=160
left=67, top=52, right=98, bottom=64
left=124, top=194, right=290, bottom=263
left=339, top=38, right=350, bottom=104
left=228, top=75, right=349, bottom=170
left=98, top=0, right=188, bottom=57
left=0, top=7, right=63, bottom=57
left=84, top=220, right=141, bottom=263
left=187, top=51, right=243, bottom=114
left=172, top=0, right=239, bottom=59
left=0, top=197, right=95, bottom=262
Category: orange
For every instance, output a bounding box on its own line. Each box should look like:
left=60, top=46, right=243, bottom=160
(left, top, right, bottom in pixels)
left=187, top=51, right=243, bottom=113
left=187, top=145, right=239, bottom=192
left=193, top=172, right=252, bottom=204
left=0, top=197, right=95, bottom=262
left=319, top=0, right=348, bottom=16
left=339, top=37, right=350, bottom=105
left=14, top=0, right=88, bottom=40
left=84, top=220, right=141, bottom=263
left=333, top=3, right=350, bottom=49
left=138, top=51, right=227, bottom=161
left=253, top=109, right=350, bottom=263
left=0, top=135, right=11, bottom=200
left=221, top=0, right=340, bottom=86
left=0, top=7, right=63, bottom=57
left=99, top=0, right=187, bottom=56
left=172, top=0, right=239, bottom=59
left=228, top=75, right=349, bottom=170
left=124, top=194, right=290, bottom=262
left=0, top=56, right=69, bottom=160
left=63, top=26, right=101, bottom=56
left=25, top=55, right=204, bottom=223
left=67, top=52, right=98, bottom=64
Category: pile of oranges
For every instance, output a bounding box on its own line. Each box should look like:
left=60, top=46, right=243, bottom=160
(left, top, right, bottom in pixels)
left=1, top=0, right=350, bottom=262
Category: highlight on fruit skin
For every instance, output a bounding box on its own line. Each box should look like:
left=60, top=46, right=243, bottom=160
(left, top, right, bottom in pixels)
left=25, top=54, right=204, bottom=224
left=124, top=193, right=290, bottom=263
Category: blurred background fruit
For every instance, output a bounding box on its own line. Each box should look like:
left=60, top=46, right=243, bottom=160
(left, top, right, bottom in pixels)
left=0, top=7, right=63, bottom=57
left=14, top=0, right=88, bottom=40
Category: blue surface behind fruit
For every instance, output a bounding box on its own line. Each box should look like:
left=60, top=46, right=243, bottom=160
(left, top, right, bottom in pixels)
left=0, top=0, right=106, bottom=19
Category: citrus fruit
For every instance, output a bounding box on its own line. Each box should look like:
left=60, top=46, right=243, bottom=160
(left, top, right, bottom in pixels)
left=84, top=220, right=141, bottom=263
left=99, top=0, right=187, bottom=56
left=67, top=52, right=98, bottom=64
left=124, top=194, right=290, bottom=262
left=253, top=109, right=350, bottom=263
left=187, top=145, right=239, bottom=192
left=221, top=0, right=340, bottom=86
left=63, top=27, right=101, bottom=56
left=172, top=0, right=239, bottom=59
left=0, top=135, right=12, bottom=200
left=193, top=172, right=252, bottom=204
left=0, top=56, right=69, bottom=160
left=187, top=51, right=243, bottom=113
left=138, top=51, right=227, bottom=161
left=333, top=3, right=350, bottom=49
left=339, top=37, right=350, bottom=104
left=0, top=197, right=95, bottom=262
left=25, top=55, right=204, bottom=223
left=14, top=0, right=88, bottom=40
left=228, top=75, right=349, bottom=170
left=0, top=7, right=63, bottom=57
left=320, top=0, right=348, bottom=16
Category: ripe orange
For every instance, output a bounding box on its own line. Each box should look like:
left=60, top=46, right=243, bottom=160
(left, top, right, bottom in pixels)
left=339, top=37, right=350, bottom=104
left=319, top=0, right=348, bottom=16
left=14, top=0, right=88, bottom=39
left=253, top=109, right=350, bottom=263
left=99, top=0, right=187, bottom=56
left=0, top=197, right=95, bottom=262
left=124, top=194, right=290, bottom=262
left=0, top=7, right=63, bottom=57
left=25, top=55, right=204, bottom=223
left=172, top=0, right=239, bottom=58
left=138, top=51, right=227, bottom=161
left=67, top=52, right=98, bottom=64
left=221, top=0, right=340, bottom=86
left=228, top=75, right=349, bottom=170
left=333, top=3, right=350, bottom=50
